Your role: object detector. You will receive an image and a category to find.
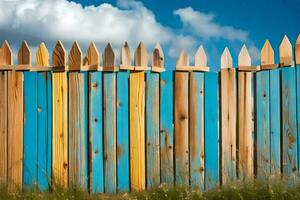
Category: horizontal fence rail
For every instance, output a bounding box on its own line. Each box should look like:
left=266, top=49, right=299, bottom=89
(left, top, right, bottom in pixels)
left=0, top=34, right=300, bottom=193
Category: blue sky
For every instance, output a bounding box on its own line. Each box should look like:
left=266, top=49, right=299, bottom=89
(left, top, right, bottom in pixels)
left=0, top=0, right=299, bottom=70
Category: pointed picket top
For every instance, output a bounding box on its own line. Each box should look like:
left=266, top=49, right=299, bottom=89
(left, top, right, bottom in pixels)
left=68, top=41, right=82, bottom=70
left=152, top=43, right=164, bottom=68
left=261, top=40, right=274, bottom=65
left=53, top=41, right=66, bottom=67
left=36, top=42, right=49, bottom=66
left=195, top=45, right=207, bottom=67
left=134, top=42, right=148, bottom=66
left=176, top=49, right=189, bottom=69
left=85, top=42, right=99, bottom=66
left=221, top=47, right=233, bottom=69
left=238, top=45, right=251, bottom=66
left=18, top=40, right=31, bottom=65
left=278, top=35, right=292, bottom=66
left=102, top=43, right=115, bottom=67
left=120, top=41, right=131, bottom=67
left=296, top=34, right=300, bottom=65
left=0, top=40, right=13, bottom=65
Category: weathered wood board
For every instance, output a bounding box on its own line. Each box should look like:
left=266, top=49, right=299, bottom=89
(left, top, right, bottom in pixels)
left=189, top=72, right=204, bottom=189
left=160, top=71, right=174, bottom=184
left=52, top=41, right=68, bottom=186
left=146, top=71, right=160, bottom=188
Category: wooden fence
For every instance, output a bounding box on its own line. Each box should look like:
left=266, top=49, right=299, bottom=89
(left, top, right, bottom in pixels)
left=0, top=34, right=300, bottom=193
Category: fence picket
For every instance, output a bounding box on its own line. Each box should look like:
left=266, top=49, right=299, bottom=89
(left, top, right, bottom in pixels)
left=220, top=47, right=237, bottom=184
left=130, top=42, right=146, bottom=190
left=52, top=41, right=68, bottom=186
left=189, top=46, right=206, bottom=189
left=0, top=41, right=10, bottom=183
left=174, top=50, right=189, bottom=185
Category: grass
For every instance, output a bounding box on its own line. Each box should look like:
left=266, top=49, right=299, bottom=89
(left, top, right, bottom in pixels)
left=1, top=180, right=300, bottom=200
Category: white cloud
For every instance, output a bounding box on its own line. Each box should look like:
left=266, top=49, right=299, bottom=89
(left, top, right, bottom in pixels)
left=174, top=7, right=249, bottom=41
left=168, top=35, right=197, bottom=59
left=0, top=0, right=172, bottom=47
left=248, top=45, right=260, bottom=64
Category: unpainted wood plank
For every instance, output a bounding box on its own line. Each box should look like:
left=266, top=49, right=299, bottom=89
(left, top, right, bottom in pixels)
left=102, top=43, right=117, bottom=193
left=116, top=71, right=130, bottom=192
left=120, top=42, right=133, bottom=70
left=160, top=71, right=174, bottom=184
left=69, top=41, right=82, bottom=71
left=261, top=40, right=274, bottom=65
left=89, top=71, right=104, bottom=193
left=204, top=72, right=219, bottom=189
left=0, top=41, right=11, bottom=183
left=176, top=49, right=189, bottom=70
left=220, top=47, right=236, bottom=184
left=85, top=42, right=99, bottom=66
left=174, top=50, right=189, bottom=185
left=52, top=43, right=68, bottom=186
left=146, top=71, right=160, bottom=188
left=221, top=47, right=233, bottom=69
left=296, top=66, right=300, bottom=176
left=53, top=41, right=66, bottom=68
left=17, top=41, right=31, bottom=66
left=36, top=42, right=49, bottom=66
left=296, top=34, right=300, bottom=65
left=7, top=42, right=28, bottom=188
left=130, top=42, right=147, bottom=190
left=237, top=45, right=253, bottom=180
left=189, top=72, right=204, bottom=189
left=281, top=67, right=298, bottom=178
left=152, top=43, right=164, bottom=68
left=195, top=45, right=207, bottom=67
left=279, top=35, right=293, bottom=66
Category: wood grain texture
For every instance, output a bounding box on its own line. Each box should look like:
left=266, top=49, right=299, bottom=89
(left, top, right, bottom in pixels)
left=279, top=36, right=293, bottom=66
left=296, top=65, right=300, bottom=177
left=221, top=47, right=233, bottom=69
left=103, top=43, right=117, bottom=193
left=53, top=41, right=66, bottom=68
left=117, top=71, right=130, bottom=192
left=261, top=40, right=274, bottom=65
left=7, top=42, right=27, bottom=187
left=281, top=67, right=297, bottom=178
left=195, top=45, right=207, bottom=67
left=129, top=42, right=147, bottom=191
left=237, top=45, right=253, bottom=180
left=256, top=71, right=270, bottom=178
left=52, top=43, right=68, bottom=186
left=89, top=71, right=104, bottom=193
left=296, top=35, right=300, bottom=65
left=0, top=41, right=11, bottom=183
left=270, top=69, right=281, bottom=175
left=36, top=43, right=49, bottom=66
left=85, top=42, right=99, bottom=66
left=152, top=43, right=164, bottom=68
left=189, top=72, right=204, bottom=189
left=174, top=51, right=189, bottom=185
left=160, top=71, right=174, bottom=184
left=120, top=42, right=131, bottom=67
left=146, top=71, right=160, bottom=188
left=204, top=72, right=219, bottom=189
left=220, top=48, right=236, bottom=184
left=69, top=42, right=82, bottom=71
left=68, top=72, right=88, bottom=188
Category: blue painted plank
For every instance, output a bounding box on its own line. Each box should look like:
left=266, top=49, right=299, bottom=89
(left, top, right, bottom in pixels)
left=204, top=72, right=219, bottom=189
left=146, top=72, right=160, bottom=188
left=103, top=72, right=116, bottom=193
left=37, top=72, right=52, bottom=190
left=256, top=71, right=270, bottom=178
left=23, top=71, right=38, bottom=188
left=269, top=69, right=281, bottom=175
left=281, top=67, right=298, bottom=177
left=189, top=72, right=204, bottom=190
left=116, top=71, right=130, bottom=192
left=90, top=72, right=104, bottom=193
left=159, top=71, right=174, bottom=184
